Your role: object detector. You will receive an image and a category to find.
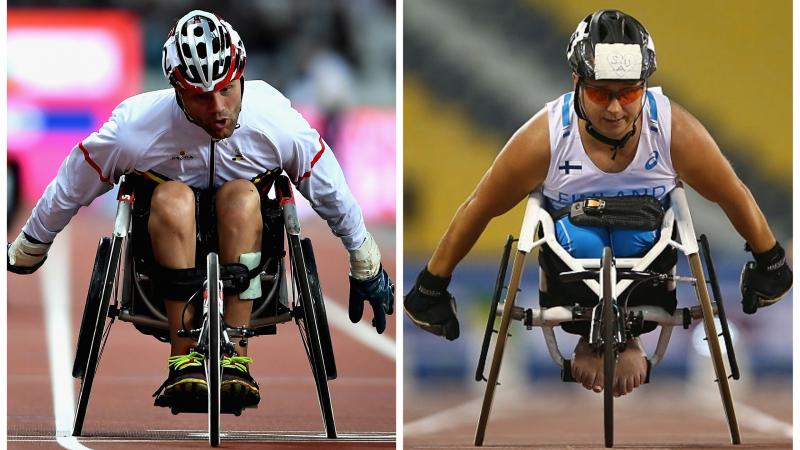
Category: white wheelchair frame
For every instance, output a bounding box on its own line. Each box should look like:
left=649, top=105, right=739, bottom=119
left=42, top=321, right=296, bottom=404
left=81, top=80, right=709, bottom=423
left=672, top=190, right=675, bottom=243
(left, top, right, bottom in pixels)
left=474, top=184, right=741, bottom=448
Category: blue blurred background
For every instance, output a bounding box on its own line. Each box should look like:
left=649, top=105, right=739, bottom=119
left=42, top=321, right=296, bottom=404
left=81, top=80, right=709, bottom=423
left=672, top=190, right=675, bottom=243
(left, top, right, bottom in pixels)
left=8, top=0, right=396, bottom=226
left=403, top=0, right=792, bottom=391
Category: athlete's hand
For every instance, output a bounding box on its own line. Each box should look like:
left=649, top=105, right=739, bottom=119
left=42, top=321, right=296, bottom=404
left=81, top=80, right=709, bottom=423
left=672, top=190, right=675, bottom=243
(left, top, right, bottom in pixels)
left=404, top=267, right=459, bottom=340
left=741, top=242, right=792, bottom=314
left=348, top=266, right=395, bottom=333
left=8, top=232, right=51, bottom=275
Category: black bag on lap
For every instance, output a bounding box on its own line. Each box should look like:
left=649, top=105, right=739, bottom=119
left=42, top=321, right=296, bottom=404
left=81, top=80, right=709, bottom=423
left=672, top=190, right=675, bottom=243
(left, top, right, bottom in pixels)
left=554, top=195, right=665, bottom=230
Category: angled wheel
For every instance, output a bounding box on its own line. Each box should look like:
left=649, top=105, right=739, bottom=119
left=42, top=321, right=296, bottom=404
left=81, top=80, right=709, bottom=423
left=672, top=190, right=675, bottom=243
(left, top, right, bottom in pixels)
left=205, top=253, right=222, bottom=447
left=301, top=237, right=337, bottom=379
left=72, top=236, right=122, bottom=436
left=474, top=248, right=527, bottom=446
left=600, top=247, right=615, bottom=448
left=289, top=234, right=336, bottom=438
left=688, top=253, right=740, bottom=444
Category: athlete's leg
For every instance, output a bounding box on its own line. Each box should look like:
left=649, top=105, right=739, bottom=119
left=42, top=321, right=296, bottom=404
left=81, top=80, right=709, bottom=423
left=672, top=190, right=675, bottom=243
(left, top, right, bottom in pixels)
left=148, top=181, right=197, bottom=356
left=216, top=179, right=262, bottom=356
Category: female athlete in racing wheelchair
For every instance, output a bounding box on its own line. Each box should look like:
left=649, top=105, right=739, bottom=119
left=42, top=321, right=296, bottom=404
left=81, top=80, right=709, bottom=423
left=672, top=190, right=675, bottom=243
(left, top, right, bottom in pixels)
left=70, top=173, right=338, bottom=446
left=473, top=185, right=742, bottom=447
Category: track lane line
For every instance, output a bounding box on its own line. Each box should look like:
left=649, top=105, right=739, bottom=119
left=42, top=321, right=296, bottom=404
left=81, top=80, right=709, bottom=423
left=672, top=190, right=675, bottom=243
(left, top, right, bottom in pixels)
left=323, top=296, right=396, bottom=360
left=41, top=231, right=92, bottom=450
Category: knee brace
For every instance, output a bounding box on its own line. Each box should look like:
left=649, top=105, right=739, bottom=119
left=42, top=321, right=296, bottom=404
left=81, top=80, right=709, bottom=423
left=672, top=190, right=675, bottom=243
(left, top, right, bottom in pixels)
left=238, top=252, right=262, bottom=300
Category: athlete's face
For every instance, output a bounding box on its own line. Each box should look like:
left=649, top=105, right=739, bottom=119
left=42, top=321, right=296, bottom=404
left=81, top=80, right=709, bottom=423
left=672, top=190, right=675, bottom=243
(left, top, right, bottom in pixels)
left=573, top=74, right=645, bottom=139
left=177, top=80, right=242, bottom=139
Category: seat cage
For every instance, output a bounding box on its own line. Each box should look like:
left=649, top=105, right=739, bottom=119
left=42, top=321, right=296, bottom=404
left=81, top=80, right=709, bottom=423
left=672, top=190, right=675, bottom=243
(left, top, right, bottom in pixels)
left=110, top=175, right=293, bottom=340
left=513, top=183, right=706, bottom=369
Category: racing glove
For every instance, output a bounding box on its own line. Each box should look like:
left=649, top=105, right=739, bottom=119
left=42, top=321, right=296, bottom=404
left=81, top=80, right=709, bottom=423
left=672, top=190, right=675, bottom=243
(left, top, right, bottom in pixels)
left=741, top=242, right=792, bottom=314
left=8, top=232, right=51, bottom=275
left=404, top=267, right=459, bottom=340
left=348, top=232, right=395, bottom=333
left=349, top=266, right=395, bottom=334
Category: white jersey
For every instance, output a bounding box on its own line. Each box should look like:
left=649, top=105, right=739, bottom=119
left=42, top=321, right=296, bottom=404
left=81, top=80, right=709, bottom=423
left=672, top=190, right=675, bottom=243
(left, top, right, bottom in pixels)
left=543, top=88, right=677, bottom=210
left=23, top=80, right=366, bottom=250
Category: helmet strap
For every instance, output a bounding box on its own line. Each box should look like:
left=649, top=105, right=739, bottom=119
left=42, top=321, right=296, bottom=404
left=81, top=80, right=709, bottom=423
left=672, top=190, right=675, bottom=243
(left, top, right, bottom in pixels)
left=574, top=78, right=644, bottom=160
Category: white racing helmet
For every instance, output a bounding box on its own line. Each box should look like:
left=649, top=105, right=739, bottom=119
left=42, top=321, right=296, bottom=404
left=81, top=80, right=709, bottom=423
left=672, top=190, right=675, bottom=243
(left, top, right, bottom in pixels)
left=162, top=10, right=247, bottom=93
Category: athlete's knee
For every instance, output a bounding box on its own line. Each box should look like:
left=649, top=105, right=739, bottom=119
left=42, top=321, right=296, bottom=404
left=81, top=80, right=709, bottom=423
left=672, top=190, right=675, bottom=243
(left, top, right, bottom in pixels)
left=149, top=181, right=195, bottom=234
left=216, top=179, right=261, bottom=225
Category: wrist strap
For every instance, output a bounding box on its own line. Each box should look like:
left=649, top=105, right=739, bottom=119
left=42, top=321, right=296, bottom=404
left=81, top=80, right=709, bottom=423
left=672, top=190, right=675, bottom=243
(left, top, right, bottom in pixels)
left=417, top=267, right=451, bottom=296
left=751, top=242, right=785, bottom=272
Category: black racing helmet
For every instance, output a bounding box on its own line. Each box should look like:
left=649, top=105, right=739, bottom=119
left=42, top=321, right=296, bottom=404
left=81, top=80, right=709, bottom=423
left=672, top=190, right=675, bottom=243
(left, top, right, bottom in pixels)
left=567, top=10, right=656, bottom=81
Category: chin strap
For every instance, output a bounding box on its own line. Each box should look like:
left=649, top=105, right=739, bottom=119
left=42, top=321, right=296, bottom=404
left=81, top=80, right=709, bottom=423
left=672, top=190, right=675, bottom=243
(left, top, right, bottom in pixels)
left=584, top=122, right=637, bottom=160
left=573, top=79, right=643, bottom=160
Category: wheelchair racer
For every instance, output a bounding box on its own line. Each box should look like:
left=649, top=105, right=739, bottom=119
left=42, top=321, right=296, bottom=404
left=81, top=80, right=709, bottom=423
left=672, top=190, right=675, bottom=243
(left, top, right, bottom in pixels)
left=405, top=9, right=791, bottom=397
left=8, top=10, right=394, bottom=411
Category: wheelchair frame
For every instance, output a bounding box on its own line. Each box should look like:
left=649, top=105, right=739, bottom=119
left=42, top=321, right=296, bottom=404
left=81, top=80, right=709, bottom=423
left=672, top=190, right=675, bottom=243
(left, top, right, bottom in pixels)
left=473, top=184, right=741, bottom=448
left=70, top=175, right=338, bottom=446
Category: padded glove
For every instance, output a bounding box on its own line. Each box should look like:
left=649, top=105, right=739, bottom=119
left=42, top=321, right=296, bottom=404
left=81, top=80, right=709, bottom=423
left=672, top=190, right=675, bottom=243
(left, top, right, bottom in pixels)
left=741, top=242, right=792, bottom=314
left=404, top=267, right=459, bottom=340
left=8, top=232, right=51, bottom=275
left=348, top=266, right=395, bottom=334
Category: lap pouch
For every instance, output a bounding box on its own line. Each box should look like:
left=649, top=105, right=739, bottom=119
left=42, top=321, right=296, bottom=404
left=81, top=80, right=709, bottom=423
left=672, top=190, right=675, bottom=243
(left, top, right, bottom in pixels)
left=555, top=195, right=665, bottom=230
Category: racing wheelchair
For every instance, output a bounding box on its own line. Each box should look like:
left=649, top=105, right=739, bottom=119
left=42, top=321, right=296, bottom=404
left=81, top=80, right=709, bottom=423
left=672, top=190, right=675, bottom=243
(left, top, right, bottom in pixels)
left=70, top=173, right=337, bottom=447
left=474, top=184, right=740, bottom=448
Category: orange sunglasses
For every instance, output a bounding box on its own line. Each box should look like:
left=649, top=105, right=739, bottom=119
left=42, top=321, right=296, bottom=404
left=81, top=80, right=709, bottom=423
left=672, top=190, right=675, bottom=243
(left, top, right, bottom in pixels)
left=582, top=83, right=645, bottom=106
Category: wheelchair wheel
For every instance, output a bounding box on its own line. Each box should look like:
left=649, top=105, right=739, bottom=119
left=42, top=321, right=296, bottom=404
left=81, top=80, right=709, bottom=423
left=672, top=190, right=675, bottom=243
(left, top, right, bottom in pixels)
left=205, top=253, right=222, bottom=447
left=289, top=234, right=337, bottom=438
left=688, top=253, right=741, bottom=444
left=600, top=247, right=615, bottom=448
left=475, top=249, right=528, bottom=446
left=301, top=238, right=337, bottom=380
left=72, top=236, right=122, bottom=437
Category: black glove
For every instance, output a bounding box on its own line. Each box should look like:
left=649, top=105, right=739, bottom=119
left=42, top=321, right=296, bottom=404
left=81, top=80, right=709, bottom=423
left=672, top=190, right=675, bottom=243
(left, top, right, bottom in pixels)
left=348, top=266, right=394, bottom=334
left=741, top=242, right=792, bottom=314
left=404, top=267, right=459, bottom=340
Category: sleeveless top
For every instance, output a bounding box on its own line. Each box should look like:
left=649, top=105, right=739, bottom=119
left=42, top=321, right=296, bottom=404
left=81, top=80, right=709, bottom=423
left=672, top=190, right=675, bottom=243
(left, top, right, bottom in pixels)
left=543, top=88, right=677, bottom=211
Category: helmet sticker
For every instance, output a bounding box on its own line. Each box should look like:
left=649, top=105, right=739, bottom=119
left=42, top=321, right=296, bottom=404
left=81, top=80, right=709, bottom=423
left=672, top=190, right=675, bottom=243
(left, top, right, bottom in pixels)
left=594, top=43, right=643, bottom=80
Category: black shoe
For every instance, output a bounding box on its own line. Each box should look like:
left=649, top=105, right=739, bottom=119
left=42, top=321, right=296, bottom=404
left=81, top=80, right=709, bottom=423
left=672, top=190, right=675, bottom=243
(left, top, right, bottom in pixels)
left=153, top=352, right=208, bottom=409
left=221, top=356, right=260, bottom=410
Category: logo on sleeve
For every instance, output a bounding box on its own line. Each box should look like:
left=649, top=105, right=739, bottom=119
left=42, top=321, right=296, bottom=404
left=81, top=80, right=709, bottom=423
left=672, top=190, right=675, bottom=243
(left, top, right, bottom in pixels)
left=645, top=151, right=659, bottom=170
left=558, top=160, right=582, bottom=175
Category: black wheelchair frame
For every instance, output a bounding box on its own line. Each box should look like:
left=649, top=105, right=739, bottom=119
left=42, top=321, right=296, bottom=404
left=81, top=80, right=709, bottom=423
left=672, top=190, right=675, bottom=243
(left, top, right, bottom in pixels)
left=70, top=174, right=338, bottom=446
left=473, top=185, right=741, bottom=448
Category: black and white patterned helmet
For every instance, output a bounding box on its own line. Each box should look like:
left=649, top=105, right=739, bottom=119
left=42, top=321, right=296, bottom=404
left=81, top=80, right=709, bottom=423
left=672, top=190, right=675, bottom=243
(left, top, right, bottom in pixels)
left=567, top=10, right=656, bottom=81
left=162, top=10, right=247, bottom=93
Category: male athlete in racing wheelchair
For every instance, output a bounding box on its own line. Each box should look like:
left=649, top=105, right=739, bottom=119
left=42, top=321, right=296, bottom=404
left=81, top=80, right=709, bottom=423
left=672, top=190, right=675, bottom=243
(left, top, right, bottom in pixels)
left=404, top=9, right=791, bottom=443
left=8, top=8, right=394, bottom=425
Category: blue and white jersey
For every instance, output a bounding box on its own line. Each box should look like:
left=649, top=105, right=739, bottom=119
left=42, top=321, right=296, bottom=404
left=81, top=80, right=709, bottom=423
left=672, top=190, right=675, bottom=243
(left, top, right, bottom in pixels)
left=543, top=88, right=677, bottom=211
left=23, top=80, right=366, bottom=250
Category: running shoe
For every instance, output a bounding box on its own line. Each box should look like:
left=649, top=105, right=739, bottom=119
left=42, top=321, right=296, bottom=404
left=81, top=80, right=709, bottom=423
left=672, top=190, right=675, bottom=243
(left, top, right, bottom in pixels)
left=221, top=355, right=260, bottom=409
left=153, top=351, right=208, bottom=409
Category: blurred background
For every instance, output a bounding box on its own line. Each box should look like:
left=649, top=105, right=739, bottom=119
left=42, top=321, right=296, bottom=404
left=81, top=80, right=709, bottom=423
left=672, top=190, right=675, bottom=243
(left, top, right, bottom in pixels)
left=404, top=0, right=791, bottom=444
left=8, top=0, right=396, bottom=225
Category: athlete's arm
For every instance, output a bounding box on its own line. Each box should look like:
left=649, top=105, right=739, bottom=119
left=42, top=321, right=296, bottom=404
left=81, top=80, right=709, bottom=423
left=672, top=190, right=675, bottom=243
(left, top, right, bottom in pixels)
left=670, top=100, right=776, bottom=253
left=426, top=108, right=551, bottom=277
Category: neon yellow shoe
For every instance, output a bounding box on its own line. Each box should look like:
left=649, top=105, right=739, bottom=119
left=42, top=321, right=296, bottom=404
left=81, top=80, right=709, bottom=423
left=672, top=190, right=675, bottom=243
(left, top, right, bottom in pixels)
left=153, top=351, right=207, bottom=408
left=221, top=355, right=260, bottom=408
